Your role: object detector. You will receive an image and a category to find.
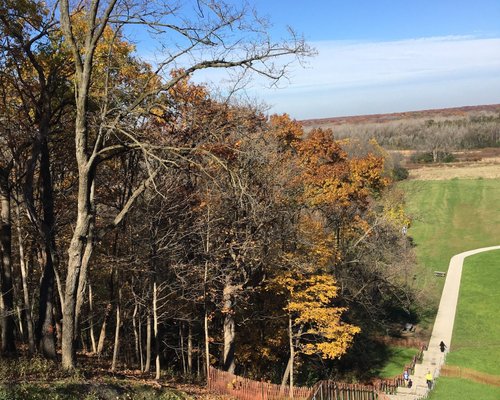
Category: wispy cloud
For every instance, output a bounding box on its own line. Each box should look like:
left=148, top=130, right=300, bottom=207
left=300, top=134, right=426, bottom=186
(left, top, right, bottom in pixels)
left=196, top=35, right=500, bottom=119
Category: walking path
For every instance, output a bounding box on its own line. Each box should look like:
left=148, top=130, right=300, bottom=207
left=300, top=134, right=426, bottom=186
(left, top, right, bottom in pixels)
left=386, top=245, right=500, bottom=400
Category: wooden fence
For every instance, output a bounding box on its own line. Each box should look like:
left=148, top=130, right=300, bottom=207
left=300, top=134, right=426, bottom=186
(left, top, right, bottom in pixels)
left=208, top=344, right=427, bottom=400
left=208, top=367, right=392, bottom=400
left=208, top=367, right=314, bottom=399
left=372, top=342, right=427, bottom=395
left=309, top=381, right=378, bottom=400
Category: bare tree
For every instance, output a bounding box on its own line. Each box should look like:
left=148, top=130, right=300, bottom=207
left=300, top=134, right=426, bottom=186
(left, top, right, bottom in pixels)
left=57, top=0, right=311, bottom=369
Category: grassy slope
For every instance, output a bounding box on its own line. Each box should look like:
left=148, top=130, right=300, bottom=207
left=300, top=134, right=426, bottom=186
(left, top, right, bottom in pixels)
left=403, top=179, right=500, bottom=271
left=377, top=347, right=419, bottom=379
left=402, top=179, right=500, bottom=398
left=428, top=377, right=500, bottom=400
left=402, top=179, right=500, bottom=305
left=445, top=250, right=500, bottom=375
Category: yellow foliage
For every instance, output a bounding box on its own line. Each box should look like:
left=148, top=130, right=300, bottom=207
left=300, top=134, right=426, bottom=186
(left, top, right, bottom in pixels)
left=381, top=188, right=412, bottom=228
left=271, top=273, right=360, bottom=360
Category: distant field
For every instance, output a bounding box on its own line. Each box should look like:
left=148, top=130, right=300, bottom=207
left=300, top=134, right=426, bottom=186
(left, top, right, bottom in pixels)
left=406, top=148, right=500, bottom=180
left=408, top=161, right=500, bottom=180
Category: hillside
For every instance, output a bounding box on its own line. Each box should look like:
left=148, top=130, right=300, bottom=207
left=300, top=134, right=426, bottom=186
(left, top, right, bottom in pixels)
left=300, top=104, right=500, bottom=129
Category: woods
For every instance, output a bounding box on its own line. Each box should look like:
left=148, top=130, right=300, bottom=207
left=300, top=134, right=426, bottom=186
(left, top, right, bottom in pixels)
left=0, top=0, right=420, bottom=389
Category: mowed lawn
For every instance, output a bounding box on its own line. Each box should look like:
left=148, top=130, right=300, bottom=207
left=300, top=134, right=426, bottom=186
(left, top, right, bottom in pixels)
left=428, top=377, right=500, bottom=400
left=445, top=250, right=500, bottom=375
left=377, top=347, right=419, bottom=379
left=402, top=179, right=500, bottom=399
left=402, top=179, right=500, bottom=303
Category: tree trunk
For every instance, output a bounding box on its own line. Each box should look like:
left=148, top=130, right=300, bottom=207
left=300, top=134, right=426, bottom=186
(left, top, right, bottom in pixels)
left=153, top=281, right=160, bottom=380
left=62, top=166, right=93, bottom=369
left=204, top=307, right=210, bottom=379
left=36, top=136, right=59, bottom=359
left=222, top=280, right=236, bottom=373
left=145, top=314, right=151, bottom=372
left=16, top=306, right=23, bottom=337
left=59, top=1, right=96, bottom=366
left=97, top=303, right=111, bottom=355
left=111, top=289, right=121, bottom=372
left=203, top=219, right=211, bottom=380
left=187, top=323, right=193, bottom=374
left=15, top=203, right=35, bottom=354
left=138, top=313, right=144, bottom=372
left=75, top=183, right=95, bottom=342
left=281, top=356, right=292, bottom=389
left=0, top=168, right=16, bottom=355
left=281, top=324, right=303, bottom=389
left=132, top=301, right=140, bottom=367
left=180, top=323, right=186, bottom=375
left=88, top=284, right=97, bottom=354
left=289, top=314, right=294, bottom=399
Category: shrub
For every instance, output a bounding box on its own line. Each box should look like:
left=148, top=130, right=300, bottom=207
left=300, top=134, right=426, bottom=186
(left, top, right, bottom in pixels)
left=392, top=166, right=409, bottom=181
left=410, top=152, right=433, bottom=164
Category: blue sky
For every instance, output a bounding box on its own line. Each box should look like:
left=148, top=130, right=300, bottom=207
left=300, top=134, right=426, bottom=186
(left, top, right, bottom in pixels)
left=250, top=0, right=500, bottom=42
left=240, top=0, right=500, bottom=119
left=132, top=1, right=500, bottom=119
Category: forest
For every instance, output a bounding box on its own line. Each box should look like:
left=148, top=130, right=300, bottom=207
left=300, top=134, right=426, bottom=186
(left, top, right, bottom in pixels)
left=306, top=110, right=500, bottom=163
left=0, top=0, right=423, bottom=392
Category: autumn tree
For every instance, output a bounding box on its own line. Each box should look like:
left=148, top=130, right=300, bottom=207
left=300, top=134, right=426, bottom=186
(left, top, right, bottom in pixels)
left=0, top=0, right=76, bottom=358
left=270, top=273, right=360, bottom=392
left=56, top=0, right=310, bottom=369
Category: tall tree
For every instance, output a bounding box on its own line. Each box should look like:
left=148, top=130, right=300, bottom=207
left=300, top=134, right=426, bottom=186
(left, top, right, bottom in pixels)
left=0, top=162, right=16, bottom=355
left=57, top=0, right=310, bottom=369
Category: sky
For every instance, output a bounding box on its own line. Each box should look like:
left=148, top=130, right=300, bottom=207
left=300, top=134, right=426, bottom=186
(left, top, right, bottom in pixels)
left=132, top=1, right=500, bottom=120
left=243, top=0, right=500, bottom=119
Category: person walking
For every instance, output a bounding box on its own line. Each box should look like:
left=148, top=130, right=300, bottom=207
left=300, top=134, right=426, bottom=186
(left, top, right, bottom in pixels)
left=425, top=371, right=433, bottom=390
left=403, top=369, right=409, bottom=386
left=439, top=341, right=447, bottom=353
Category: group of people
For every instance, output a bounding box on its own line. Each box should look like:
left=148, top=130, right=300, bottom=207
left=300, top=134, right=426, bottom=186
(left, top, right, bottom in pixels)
left=403, top=369, right=431, bottom=390
left=402, top=341, right=448, bottom=391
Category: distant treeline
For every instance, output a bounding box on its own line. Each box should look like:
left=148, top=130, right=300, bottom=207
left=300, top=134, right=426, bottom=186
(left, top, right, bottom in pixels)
left=322, top=112, right=500, bottom=158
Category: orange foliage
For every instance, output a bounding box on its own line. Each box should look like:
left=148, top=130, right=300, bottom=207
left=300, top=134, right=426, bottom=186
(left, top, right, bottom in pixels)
left=268, top=113, right=303, bottom=148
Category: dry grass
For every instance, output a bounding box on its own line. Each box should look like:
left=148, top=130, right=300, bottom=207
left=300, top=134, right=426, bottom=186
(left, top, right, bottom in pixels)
left=407, top=148, right=500, bottom=180
left=408, top=162, right=500, bottom=180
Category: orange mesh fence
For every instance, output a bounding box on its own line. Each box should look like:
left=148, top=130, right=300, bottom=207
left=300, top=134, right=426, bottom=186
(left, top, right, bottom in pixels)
left=440, top=365, right=500, bottom=387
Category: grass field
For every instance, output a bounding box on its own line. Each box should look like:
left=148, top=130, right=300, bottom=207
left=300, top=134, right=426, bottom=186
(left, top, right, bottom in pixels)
left=445, top=250, right=500, bottom=375
left=428, top=377, right=500, bottom=400
left=402, top=179, right=500, bottom=305
left=377, top=347, right=419, bottom=379
left=402, top=179, right=500, bottom=398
